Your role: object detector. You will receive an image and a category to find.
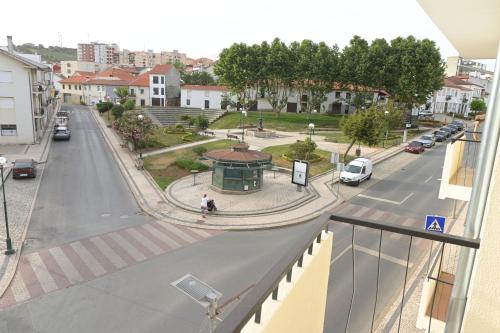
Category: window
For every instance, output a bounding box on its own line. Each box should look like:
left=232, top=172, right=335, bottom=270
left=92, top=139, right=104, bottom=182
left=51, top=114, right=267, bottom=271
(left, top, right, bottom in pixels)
left=335, top=92, right=341, bottom=99
left=67, top=69, right=71, bottom=74
left=67, top=63, right=71, bottom=67
left=140, top=89, right=144, bottom=94
left=0, top=97, right=14, bottom=109
left=79, top=85, right=82, bottom=90
left=62, top=84, right=65, bottom=89
left=161, top=76, right=164, bottom=84
left=153, top=76, right=159, bottom=84
left=186, top=99, right=190, bottom=106
left=130, top=88, right=135, bottom=95
left=346, top=93, right=351, bottom=101
left=153, top=87, right=159, bottom=95
left=68, top=85, right=72, bottom=90
left=0, top=71, right=13, bottom=83
left=1, top=124, right=17, bottom=136
left=161, top=88, right=164, bottom=95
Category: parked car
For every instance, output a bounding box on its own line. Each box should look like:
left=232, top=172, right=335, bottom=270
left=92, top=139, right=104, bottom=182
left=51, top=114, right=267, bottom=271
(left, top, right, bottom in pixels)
left=444, top=125, right=458, bottom=134
left=418, top=111, right=434, bottom=120
left=405, top=141, right=425, bottom=154
left=433, top=131, right=447, bottom=142
left=439, top=127, right=452, bottom=137
left=340, top=158, right=373, bottom=186
left=12, top=159, right=36, bottom=179
left=418, top=135, right=435, bottom=148
left=53, top=127, right=71, bottom=141
left=448, top=124, right=461, bottom=132
left=451, top=121, right=465, bottom=131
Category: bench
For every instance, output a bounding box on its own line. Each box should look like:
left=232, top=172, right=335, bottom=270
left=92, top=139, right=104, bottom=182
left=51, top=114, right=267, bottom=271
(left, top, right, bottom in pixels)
left=135, top=158, right=144, bottom=170
left=204, top=130, right=215, bottom=136
left=227, top=134, right=239, bottom=140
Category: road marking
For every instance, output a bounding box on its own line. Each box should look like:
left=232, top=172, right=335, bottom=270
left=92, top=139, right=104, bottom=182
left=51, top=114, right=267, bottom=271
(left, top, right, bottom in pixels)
left=355, top=245, right=414, bottom=268
left=25, top=253, right=58, bottom=293
left=424, top=175, right=433, bottom=183
left=157, top=222, right=197, bottom=243
left=70, top=241, right=106, bottom=277
left=107, top=232, right=147, bottom=262
left=330, top=246, right=352, bottom=265
left=10, top=272, right=30, bottom=303
left=89, top=236, right=127, bottom=269
left=357, top=192, right=414, bottom=206
left=143, top=223, right=181, bottom=249
left=126, top=228, right=163, bottom=256
left=437, top=178, right=442, bottom=181
left=352, top=206, right=371, bottom=217
left=49, top=247, right=84, bottom=284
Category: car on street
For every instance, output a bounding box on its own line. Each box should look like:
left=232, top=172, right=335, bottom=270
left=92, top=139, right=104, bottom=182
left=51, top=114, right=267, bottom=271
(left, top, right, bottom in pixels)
left=405, top=141, right=425, bottom=154
left=418, top=135, right=435, bottom=148
left=439, top=127, right=453, bottom=137
left=433, top=131, right=447, bottom=142
left=444, top=125, right=458, bottom=134
left=340, top=158, right=373, bottom=186
left=418, top=111, right=434, bottom=120
left=447, top=124, right=461, bottom=132
left=53, top=127, right=71, bottom=141
left=451, top=121, right=465, bottom=131
left=12, top=159, right=37, bottom=179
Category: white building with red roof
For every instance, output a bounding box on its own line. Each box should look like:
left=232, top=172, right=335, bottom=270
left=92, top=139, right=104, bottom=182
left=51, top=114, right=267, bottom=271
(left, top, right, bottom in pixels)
left=148, top=64, right=180, bottom=106
left=428, top=76, right=483, bottom=116
left=181, top=85, right=229, bottom=109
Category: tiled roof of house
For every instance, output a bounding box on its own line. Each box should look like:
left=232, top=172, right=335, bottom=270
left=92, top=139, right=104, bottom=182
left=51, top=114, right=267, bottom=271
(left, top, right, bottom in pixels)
left=332, top=82, right=390, bottom=95
left=94, top=67, right=135, bottom=81
left=84, top=78, right=130, bottom=86
left=148, top=64, right=173, bottom=74
left=60, top=75, right=92, bottom=84
left=129, top=72, right=150, bottom=87
left=74, top=71, right=95, bottom=77
left=444, top=78, right=471, bottom=90
left=182, top=85, right=227, bottom=91
left=446, top=76, right=483, bottom=88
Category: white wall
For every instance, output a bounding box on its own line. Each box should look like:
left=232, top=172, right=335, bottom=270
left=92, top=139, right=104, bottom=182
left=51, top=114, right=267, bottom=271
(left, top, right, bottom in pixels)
left=180, top=88, right=227, bottom=109
left=129, top=86, right=150, bottom=106
left=0, top=53, right=35, bottom=144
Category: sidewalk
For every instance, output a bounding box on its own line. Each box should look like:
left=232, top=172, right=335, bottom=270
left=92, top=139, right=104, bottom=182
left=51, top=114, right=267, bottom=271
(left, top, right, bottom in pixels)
left=0, top=100, right=60, bottom=297
left=90, top=107, right=413, bottom=231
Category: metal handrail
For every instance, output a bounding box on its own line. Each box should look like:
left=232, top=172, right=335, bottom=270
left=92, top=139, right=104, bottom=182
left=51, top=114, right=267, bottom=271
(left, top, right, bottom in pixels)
left=214, top=212, right=331, bottom=333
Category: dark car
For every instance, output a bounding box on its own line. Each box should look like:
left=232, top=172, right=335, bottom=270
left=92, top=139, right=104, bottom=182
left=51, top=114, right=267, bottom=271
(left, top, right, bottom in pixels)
left=439, top=127, right=452, bottom=137
left=12, top=159, right=36, bottom=179
left=433, top=131, right=447, bottom=142
left=451, top=121, right=464, bottom=131
left=53, top=127, right=71, bottom=141
left=444, top=125, right=458, bottom=134
left=447, top=124, right=461, bottom=132
left=405, top=141, right=425, bottom=154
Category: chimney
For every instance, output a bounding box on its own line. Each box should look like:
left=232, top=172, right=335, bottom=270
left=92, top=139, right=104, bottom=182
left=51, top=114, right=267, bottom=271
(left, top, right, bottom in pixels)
left=7, top=36, right=14, bottom=53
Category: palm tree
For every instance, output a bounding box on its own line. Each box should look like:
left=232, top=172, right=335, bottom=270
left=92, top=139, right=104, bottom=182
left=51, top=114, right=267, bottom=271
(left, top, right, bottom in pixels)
left=114, top=87, right=129, bottom=104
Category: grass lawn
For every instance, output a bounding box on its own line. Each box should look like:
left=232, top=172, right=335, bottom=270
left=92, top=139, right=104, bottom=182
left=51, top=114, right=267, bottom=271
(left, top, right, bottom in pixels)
left=321, top=129, right=422, bottom=148
left=210, top=111, right=342, bottom=132
left=144, top=140, right=234, bottom=190
left=262, top=145, right=350, bottom=176
left=145, top=128, right=208, bottom=150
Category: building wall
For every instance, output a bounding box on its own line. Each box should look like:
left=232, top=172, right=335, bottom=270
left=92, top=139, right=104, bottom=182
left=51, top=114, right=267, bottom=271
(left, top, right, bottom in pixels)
left=165, top=68, right=180, bottom=99
left=61, top=61, right=98, bottom=77
left=462, top=142, right=500, bottom=332
left=180, top=88, right=226, bottom=109
left=430, top=86, right=474, bottom=115
left=242, top=231, right=332, bottom=333
left=129, top=86, right=150, bottom=107
left=446, top=56, right=460, bottom=77
left=0, top=54, right=35, bottom=144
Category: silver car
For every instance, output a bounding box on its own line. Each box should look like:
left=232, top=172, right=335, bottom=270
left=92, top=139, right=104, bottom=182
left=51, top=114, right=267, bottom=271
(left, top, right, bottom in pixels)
left=53, top=127, right=71, bottom=141
left=418, top=135, right=435, bottom=148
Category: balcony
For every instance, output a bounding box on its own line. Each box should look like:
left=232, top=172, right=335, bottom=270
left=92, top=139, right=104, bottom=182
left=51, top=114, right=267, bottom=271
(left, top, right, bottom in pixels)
left=438, top=131, right=481, bottom=201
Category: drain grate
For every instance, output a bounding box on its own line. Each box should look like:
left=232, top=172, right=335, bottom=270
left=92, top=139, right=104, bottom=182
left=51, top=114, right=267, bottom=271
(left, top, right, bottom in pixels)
left=171, top=274, right=222, bottom=307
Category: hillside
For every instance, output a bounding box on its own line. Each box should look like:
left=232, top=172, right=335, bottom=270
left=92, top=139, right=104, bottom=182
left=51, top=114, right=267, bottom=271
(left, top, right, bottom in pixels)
left=15, top=43, right=76, bottom=63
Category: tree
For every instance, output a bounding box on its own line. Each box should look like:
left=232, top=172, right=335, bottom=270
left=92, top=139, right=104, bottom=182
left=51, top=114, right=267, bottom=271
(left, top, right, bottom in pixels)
left=470, top=98, right=486, bottom=113
left=114, top=87, right=129, bottom=104
left=123, top=99, right=135, bottom=110
left=96, top=101, right=113, bottom=114
left=196, top=115, right=209, bottom=130
left=114, top=111, right=156, bottom=150
left=111, top=104, right=125, bottom=118
left=340, top=36, right=370, bottom=90
left=181, top=71, right=216, bottom=85
left=341, top=107, right=385, bottom=162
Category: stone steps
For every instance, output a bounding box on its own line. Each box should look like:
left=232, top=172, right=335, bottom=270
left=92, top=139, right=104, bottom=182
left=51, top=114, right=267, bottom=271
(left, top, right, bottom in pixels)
left=145, top=107, right=227, bottom=127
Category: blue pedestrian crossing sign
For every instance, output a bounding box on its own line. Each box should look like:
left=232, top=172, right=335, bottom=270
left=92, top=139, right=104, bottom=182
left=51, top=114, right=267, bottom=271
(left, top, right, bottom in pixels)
left=425, top=215, right=446, bottom=233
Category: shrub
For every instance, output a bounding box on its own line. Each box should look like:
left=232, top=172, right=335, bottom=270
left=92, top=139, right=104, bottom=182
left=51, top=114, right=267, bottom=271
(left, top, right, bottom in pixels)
left=111, top=104, right=125, bottom=118
left=123, top=99, right=135, bottom=110
left=192, top=146, right=207, bottom=156
left=180, top=115, right=191, bottom=122
left=196, top=115, right=209, bottom=130
left=96, top=101, right=113, bottom=114
left=176, top=123, right=184, bottom=130
left=286, top=138, right=317, bottom=160
left=182, top=133, right=194, bottom=142
left=173, top=158, right=209, bottom=171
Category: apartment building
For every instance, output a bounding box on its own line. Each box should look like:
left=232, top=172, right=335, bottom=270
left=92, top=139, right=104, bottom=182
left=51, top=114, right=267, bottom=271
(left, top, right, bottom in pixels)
left=77, top=42, right=120, bottom=65
left=148, top=64, right=180, bottom=106
left=0, top=36, right=53, bottom=144
left=429, top=76, right=482, bottom=116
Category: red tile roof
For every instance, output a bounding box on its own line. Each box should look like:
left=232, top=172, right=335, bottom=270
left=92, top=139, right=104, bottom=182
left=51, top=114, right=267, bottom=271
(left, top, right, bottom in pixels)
left=149, top=64, right=173, bottom=74
left=94, top=67, right=135, bottom=81
left=444, top=78, right=471, bottom=90
left=60, top=75, right=92, bottom=84
left=74, top=71, right=95, bottom=77
left=182, top=85, right=227, bottom=91
left=84, top=78, right=130, bottom=86
left=129, top=72, right=150, bottom=87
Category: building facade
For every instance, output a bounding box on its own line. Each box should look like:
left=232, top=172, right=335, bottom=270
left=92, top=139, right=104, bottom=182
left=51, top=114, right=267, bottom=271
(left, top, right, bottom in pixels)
left=77, top=42, right=120, bottom=65
left=148, top=64, right=180, bottom=106
left=428, top=76, right=482, bottom=116
left=181, top=85, right=228, bottom=109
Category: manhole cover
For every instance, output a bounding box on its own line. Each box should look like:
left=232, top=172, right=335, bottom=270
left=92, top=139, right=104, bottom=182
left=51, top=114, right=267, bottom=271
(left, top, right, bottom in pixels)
left=171, top=274, right=221, bottom=307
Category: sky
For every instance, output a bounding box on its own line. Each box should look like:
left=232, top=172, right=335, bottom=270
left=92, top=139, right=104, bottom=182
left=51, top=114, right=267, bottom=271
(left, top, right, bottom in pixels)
left=0, top=0, right=495, bottom=68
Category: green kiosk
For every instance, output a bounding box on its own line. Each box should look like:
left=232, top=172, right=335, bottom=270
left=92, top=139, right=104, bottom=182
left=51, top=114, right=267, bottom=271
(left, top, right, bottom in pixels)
left=204, top=143, right=272, bottom=194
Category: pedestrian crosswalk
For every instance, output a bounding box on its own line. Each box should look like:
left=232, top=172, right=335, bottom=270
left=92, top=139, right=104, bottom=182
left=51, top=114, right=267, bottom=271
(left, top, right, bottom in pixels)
left=0, top=222, right=221, bottom=309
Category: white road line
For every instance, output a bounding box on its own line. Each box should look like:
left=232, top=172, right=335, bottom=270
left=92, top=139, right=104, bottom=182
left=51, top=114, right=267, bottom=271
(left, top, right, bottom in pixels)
left=371, top=210, right=385, bottom=220
left=352, top=206, right=371, bottom=217
left=424, top=175, right=433, bottom=183
left=157, top=222, right=197, bottom=243
left=330, top=245, right=352, bottom=265
left=126, top=229, right=163, bottom=256
left=355, top=245, right=414, bottom=268
left=108, top=232, right=147, bottom=262
left=357, top=192, right=414, bottom=206
left=70, top=241, right=106, bottom=277
left=143, top=224, right=180, bottom=249
left=49, top=247, right=84, bottom=284
left=10, top=273, right=30, bottom=303
left=25, top=253, right=58, bottom=293
left=89, top=236, right=127, bottom=269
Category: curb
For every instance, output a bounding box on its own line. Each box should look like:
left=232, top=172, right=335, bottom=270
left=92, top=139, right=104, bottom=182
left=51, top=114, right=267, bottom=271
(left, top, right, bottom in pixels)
left=0, top=101, right=59, bottom=298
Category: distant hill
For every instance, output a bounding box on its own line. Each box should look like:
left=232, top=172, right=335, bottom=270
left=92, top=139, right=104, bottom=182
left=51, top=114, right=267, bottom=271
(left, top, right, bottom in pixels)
left=15, top=43, right=76, bottom=63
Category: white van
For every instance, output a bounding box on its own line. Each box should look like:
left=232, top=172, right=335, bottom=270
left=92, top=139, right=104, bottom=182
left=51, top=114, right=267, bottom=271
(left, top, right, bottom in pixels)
left=340, top=158, right=373, bottom=186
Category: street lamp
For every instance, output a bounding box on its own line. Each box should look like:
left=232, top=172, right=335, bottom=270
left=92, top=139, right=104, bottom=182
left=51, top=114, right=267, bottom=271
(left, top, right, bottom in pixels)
left=308, top=123, right=315, bottom=142
left=0, top=157, right=14, bottom=255
left=241, top=109, right=248, bottom=143
left=383, top=110, right=389, bottom=148
left=137, top=114, right=144, bottom=159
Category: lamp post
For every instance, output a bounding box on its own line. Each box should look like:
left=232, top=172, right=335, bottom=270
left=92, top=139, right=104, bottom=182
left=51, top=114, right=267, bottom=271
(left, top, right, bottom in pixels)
left=0, top=157, right=14, bottom=255
left=241, top=109, right=247, bottom=143
left=383, top=110, right=389, bottom=148
left=308, top=123, right=315, bottom=142
left=137, top=114, right=144, bottom=159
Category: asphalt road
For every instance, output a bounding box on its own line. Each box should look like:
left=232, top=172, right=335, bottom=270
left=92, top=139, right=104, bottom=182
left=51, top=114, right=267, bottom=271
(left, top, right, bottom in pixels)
left=24, top=104, right=151, bottom=251
left=324, top=140, right=455, bottom=333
